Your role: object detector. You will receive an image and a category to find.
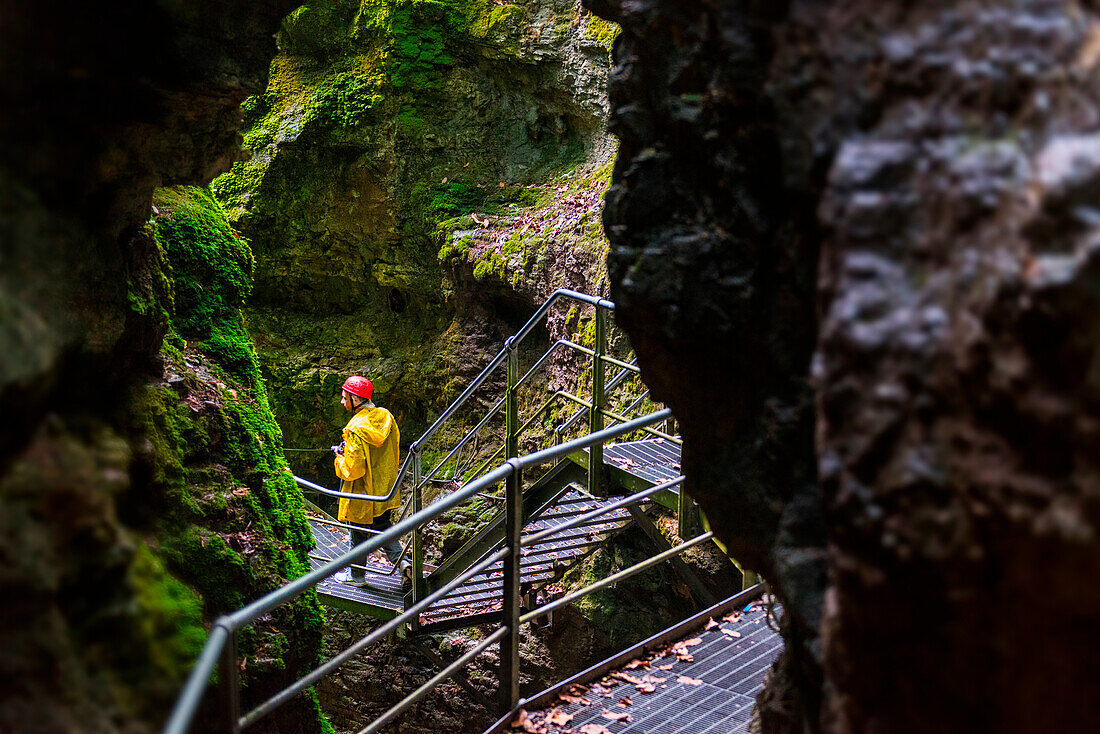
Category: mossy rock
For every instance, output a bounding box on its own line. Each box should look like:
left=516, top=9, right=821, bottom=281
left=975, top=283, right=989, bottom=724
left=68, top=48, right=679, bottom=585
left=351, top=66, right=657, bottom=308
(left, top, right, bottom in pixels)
left=131, top=185, right=327, bottom=731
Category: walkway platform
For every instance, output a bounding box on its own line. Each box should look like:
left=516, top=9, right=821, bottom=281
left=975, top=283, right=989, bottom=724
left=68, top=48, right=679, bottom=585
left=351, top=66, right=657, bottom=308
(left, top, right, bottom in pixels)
left=305, top=438, right=685, bottom=626
left=498, top=592, right=783, bottom=734
left=569, top=438, right=683, bottom=510
left=305, top=485, right=635, bottom=626
left=307, top=515, right=405, bottom=619
left=604, top=439, right=682, bottom=488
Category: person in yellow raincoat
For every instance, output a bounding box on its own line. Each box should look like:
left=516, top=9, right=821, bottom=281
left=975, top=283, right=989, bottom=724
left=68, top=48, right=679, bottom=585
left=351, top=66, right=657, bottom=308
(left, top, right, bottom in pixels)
left=332, top=375, right=410, bottom=588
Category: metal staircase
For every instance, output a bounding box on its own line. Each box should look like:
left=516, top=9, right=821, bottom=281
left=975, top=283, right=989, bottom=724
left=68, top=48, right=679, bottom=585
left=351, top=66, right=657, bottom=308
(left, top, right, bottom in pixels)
left=291, top=289, right=695, bottom=629
left=164, top=290, right=735, bottom=734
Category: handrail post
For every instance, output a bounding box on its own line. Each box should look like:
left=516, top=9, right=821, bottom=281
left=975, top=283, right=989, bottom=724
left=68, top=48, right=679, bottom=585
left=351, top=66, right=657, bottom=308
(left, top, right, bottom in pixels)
left=588, top=306, right=606, bottom=496
left=500, top=338, right=522, bottom=712
left=500, top=461, right=522, bottom=713
left=411, top=444, right=424, bottom=609
left=217, top=626, right=241, bottom=734
left=677, top=483, right=701, bottom=539
left=505, top=338, right=519, bottom=460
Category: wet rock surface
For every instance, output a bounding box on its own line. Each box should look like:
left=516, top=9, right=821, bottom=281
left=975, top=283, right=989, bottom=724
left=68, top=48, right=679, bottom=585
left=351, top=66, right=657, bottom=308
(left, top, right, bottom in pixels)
left=211, top=0, right=620, bottom=478
left=591, top=0, right=1100, bottom=732
left=1, top=1, right=304, bottom=731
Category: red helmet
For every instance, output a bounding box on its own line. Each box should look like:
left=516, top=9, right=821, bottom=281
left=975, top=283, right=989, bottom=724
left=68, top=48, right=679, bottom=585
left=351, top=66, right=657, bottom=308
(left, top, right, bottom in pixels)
left=341, top=375, right=373, bottom=399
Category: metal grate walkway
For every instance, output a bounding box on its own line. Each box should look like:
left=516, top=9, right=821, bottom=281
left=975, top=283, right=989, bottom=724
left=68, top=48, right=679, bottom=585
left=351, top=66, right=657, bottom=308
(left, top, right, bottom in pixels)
left=307, top=515, right=405, bottom=618
left=305, top=486, right=635, bottom=624
left=603, top=439, right=682, bottom=488
left=419, top=487, right=632, bottom=627
left=512, top=599, right=783, bottom=733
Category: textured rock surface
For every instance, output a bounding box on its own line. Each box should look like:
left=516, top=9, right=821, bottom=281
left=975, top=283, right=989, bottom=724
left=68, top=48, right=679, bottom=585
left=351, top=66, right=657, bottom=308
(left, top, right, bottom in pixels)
left=588, top=0, right=827, bottom=726
left=212, top=0, right=620, bottom=482
left=591, top=0, right=1100, bottom=732
left=0, top=2, right=319, bottom=732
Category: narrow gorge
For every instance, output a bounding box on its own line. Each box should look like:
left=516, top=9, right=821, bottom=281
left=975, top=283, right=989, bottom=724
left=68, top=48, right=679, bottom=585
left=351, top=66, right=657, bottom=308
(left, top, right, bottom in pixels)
left=4, top=1, right=1100, bottom=734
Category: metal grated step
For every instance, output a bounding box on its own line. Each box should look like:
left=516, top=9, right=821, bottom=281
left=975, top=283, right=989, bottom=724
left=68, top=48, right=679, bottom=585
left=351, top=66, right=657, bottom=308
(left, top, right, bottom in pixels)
left=513, top=600, right=783, bottom=734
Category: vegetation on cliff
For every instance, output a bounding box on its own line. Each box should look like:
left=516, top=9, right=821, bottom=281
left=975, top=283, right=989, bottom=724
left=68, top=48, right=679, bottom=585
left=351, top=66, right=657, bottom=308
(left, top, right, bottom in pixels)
left=210, top=0, right=618, bottom=486
left=128, top=185, right=329, bottom=731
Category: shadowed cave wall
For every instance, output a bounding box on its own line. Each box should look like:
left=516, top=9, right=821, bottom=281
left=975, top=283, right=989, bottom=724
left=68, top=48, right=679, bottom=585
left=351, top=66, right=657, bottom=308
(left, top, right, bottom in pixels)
left=6, top=0, right=1100, bottom=733
left=0, top=1, right=314, bottom=731
left=589, top=0, right=1100, bottom=732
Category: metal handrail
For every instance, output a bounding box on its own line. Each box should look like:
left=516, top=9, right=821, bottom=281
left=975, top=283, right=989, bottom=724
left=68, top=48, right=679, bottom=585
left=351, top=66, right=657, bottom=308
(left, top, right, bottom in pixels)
left=557, top=359, right=643, bottom=436
left=430, top=343, right=647, bottom=489
left=553, top=391, right=680, bottom=443
left=519, top=531, right=714, bottom=624
left=239, top=547, right=511, bottom=730
left=521, top=476, right=684, bottom=547
left=167, top=289, right=700, bottom=734
left=412, top=289, right=613, bottom=452
left=419, top=333, right=638, bottom=490
left=362, top=627, right=510, bottom=734
left=419, top=337, right=578, bottom=488
left=163, top=408, right=671, bottom=734
left=293, top=473, right=401, bottom=503
left=296, top=292, right=618, bottom=507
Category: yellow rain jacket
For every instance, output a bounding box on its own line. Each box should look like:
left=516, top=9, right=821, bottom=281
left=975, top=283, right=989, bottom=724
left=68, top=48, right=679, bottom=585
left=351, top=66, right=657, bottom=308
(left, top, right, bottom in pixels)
left=334, top=403, right=401, bottom=525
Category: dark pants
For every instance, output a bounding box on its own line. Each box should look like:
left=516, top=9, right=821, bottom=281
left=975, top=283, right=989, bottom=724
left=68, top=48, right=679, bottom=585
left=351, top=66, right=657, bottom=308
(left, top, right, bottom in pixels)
left=349, top=510, right=405, bottom=570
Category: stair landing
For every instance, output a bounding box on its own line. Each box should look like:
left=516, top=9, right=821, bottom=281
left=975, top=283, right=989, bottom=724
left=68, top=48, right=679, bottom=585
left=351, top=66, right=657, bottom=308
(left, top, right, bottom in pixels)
left=306, top=487, right=635, bottom=625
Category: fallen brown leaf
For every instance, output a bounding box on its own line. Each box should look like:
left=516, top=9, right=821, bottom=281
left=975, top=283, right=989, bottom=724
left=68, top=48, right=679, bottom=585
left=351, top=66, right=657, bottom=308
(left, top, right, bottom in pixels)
left=677, top=676, right=704, bottom=686
left=722, top=629, right=742, bottom=639
left=623, top=659, right=650, bottom=670
left=548, top=709, right=574, bottom=726
left=618, top=696, right=633, bottom=706
left=635, top=682, right=655, bottom=694
left=612, top=671, right=642, bottom=685
left=659, top=664, right=674, bottom=670
left=601, top=711, right=632, bottom=722
left=559, top=694, right=590, bottom=705
left=579, top=725, right=613, bottom=734
left=510, top=709, right=544, bottom=733
left=704, top=618, right=718, bottom=630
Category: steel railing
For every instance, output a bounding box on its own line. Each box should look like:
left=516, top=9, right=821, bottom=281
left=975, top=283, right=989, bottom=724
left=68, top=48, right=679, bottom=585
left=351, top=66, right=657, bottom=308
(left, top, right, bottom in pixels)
left=166, top=290, right=704, bottom=733
left=164, top=409, right=675, bottom=734
left=294, top=289, right=669, bottom=599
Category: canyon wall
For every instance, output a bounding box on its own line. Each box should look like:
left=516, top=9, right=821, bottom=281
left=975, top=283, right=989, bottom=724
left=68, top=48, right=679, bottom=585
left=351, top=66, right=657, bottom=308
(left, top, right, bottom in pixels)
left=212, top=0, right=620, bottom=482
left=0, top=1, right=325, bottom=731
left=591, top=0, right=1100, bottom=731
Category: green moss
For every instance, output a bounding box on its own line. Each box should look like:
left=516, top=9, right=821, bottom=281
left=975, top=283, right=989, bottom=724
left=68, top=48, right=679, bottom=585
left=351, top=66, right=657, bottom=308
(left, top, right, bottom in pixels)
left=438, top=234, right=475, bottom=262
left=470, top=2, right=524, bottom=53
left=308, top=69, right=386, bottom=128
left=424, top=181, right=486, bottom=218
left=278, top=1, right=354, bottom=56
left=584, top=13, right=620, bottom=53
left=151, top=187, right=252, bottom=341
left=128, top=543, right=206, bottom=681
left=135, top=186, right=327, bottom=730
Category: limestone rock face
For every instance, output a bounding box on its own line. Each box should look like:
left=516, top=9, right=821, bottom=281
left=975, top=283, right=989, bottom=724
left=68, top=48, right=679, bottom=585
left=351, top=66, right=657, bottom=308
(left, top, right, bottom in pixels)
left=591, top=0, right=1100, bottom=732
left=212, top=0, right=620, bottom=479
left=1, top=2, right=310, bottom=732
